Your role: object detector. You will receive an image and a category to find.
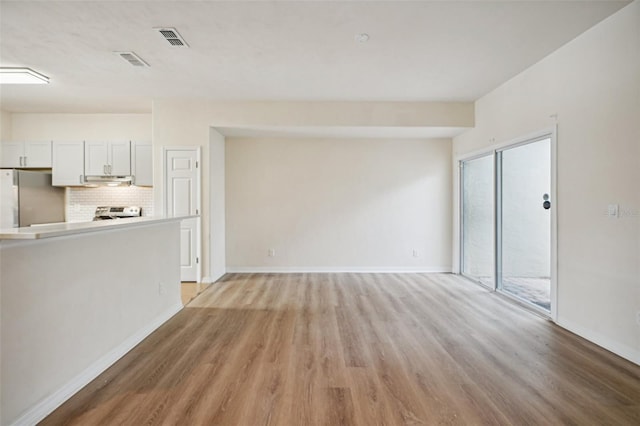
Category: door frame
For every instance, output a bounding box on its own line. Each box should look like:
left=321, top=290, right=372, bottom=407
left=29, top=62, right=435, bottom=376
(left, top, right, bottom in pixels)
left=456, top=127, right=558, bottom=321
left=163, top=146, right=202, bottom=283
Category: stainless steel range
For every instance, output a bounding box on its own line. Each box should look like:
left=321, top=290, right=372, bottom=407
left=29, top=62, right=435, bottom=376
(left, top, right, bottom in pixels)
left=93, top=206, right=142, bottom=221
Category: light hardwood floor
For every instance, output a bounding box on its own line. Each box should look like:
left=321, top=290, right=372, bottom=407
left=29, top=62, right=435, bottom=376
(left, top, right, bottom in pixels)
left=41, top=273, right=640, bottom=425
left=181, top=282, right=210, bottom=306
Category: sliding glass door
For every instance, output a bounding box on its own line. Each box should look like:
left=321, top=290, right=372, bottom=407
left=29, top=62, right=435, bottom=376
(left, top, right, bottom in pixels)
left=461, top=154, right=494, bottom=287
left=460, top=134, right=553, bottom=314
left=497, top=138, right=551, bottom=311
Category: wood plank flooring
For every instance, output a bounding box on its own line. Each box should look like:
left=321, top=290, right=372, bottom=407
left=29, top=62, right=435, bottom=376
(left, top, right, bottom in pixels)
left=181, top=282, right=210, bottom=306
left=41, top=273, right=640, bottom=425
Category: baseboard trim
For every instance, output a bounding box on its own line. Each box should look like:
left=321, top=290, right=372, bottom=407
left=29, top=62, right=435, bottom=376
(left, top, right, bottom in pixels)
left=209, top=271, right=226, bottom=283
left=201, top=276, right=212, bottom=284
left=556, top=316, right=640, bottom=366
left=10, top=303, right=183, bottom=426
left=225, top=266, right=452, bottom=273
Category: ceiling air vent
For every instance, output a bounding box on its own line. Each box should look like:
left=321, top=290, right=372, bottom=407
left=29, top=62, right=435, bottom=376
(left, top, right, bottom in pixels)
left=114, top=51, right=149, bottom=67
left=155, top=27, right=189, bottom=47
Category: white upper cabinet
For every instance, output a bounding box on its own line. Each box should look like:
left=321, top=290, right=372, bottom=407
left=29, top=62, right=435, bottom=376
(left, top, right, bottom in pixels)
left=84, top=141, right=131, bottom=175
left=52, top=141, right=84, bottom=186
left=109, top=141, right=131, bottom=176
left=0, top=142, right=23, bottom=167
left=84, top=141, right=108, bottom=175
left=132, top=142, right=152, bottom=186
left=0, top=141, right=52, bottom=168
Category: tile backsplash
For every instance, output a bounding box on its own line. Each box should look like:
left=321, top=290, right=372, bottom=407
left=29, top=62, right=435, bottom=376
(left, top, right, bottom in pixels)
left=66, top=186, right=154, bottom=222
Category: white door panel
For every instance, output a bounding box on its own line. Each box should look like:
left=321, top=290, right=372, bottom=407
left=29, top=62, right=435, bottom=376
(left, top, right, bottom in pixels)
left=166, top=149, right=200, bottom=282
left=172, top=158, right=192, bottom=170
left=172, top=178, right=192, bottom=216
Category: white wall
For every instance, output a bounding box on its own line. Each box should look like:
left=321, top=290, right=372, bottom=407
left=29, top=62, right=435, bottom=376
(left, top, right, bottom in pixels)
left=9, top=113, right=150, bottom=141
left=0, top=110, right=11, bottom=140
left=226, top=137, right=452, bottom=271
left=209, top=128, right=226, bottom=282
left=153, top=102, right=213, bottom=281
left=453, top=1, right=640, bottom=363
left=153, top=100, right=472, bottom=280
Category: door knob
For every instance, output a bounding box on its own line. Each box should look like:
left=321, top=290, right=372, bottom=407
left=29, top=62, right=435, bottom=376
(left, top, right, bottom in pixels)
left=543, top=193, right=551, bottom=210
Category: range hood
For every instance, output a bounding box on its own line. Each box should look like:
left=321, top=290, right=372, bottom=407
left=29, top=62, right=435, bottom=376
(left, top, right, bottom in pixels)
left=83, top=175, right=133, bottom=187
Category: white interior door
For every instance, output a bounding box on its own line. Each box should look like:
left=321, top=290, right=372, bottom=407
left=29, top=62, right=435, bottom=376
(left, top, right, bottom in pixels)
left=165, top=148, right=200, bottom=282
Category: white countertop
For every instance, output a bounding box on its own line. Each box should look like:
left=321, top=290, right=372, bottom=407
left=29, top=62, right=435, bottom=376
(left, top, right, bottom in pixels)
left=0, top=216, right=198, bottom=240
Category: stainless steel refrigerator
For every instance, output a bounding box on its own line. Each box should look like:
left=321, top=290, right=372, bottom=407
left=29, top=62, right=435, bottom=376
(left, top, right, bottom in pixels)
left=0, top=169, right=66, bottom=228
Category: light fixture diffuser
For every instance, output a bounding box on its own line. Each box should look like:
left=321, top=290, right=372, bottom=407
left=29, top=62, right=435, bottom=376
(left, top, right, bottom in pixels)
left=0, top=67, right=50, bottom=84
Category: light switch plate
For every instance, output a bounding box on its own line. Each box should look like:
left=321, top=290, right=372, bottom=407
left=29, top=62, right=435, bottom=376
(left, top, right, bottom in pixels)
left=608, top=204, right=619, bottom=218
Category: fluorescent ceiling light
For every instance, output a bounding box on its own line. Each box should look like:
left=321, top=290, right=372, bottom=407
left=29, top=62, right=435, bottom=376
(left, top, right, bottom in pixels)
left=0, top=67, right=50, bottom=84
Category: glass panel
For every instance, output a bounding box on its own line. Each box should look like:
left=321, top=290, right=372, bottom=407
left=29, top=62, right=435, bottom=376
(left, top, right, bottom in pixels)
left=461, top=155, right=494, bottom=287
left=499, top=138, right=551, bottom=311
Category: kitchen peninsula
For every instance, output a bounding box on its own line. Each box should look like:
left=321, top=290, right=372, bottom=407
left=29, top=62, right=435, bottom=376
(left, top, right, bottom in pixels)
left=0, top=217, right=190, bottom=425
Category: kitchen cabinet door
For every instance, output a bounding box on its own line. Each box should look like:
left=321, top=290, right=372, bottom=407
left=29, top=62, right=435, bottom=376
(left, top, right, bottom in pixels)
left=52, top=141, right=85, bottom=186
left=0, top=142, right=23, bottom=167
left=132, top=142, right=152, bottom=186
left=0, top=141, right=52, bottom=168
left=85, top=141, right=109, bottom=175
left=24, top=141, right=52, bottom=167
left=109, top=141, right=131, bottom=175
left=85, top=141, right=130, bottom=175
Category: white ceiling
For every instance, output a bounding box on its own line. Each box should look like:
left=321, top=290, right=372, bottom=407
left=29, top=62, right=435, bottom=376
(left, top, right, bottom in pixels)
left=0, top=0, right=630, bottom=114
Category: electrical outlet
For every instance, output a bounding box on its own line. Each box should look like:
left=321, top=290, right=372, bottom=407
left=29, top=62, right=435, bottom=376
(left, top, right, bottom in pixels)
left=608, top=204, right=619, bottom=218
left=412, top=249, right=419, bottom=258
left=636, top=311, right=640, bottom=326
left=158, top=282, right=165, bottom=295
left=268, top=248, right=276, bottom=257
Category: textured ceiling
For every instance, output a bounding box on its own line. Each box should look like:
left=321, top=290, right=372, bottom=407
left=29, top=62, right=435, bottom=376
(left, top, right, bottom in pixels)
left=0, top=0, right=630, bottom=113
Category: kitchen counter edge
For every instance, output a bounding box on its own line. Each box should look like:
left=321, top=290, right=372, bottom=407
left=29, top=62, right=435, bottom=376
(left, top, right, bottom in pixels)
left=0, top=216, right=199, bottom=240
